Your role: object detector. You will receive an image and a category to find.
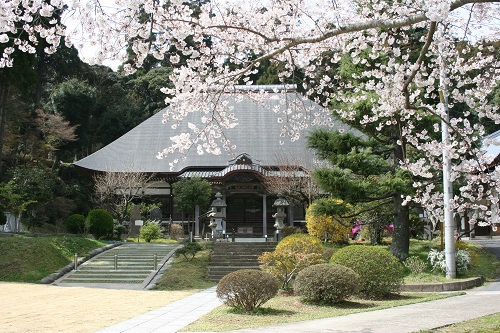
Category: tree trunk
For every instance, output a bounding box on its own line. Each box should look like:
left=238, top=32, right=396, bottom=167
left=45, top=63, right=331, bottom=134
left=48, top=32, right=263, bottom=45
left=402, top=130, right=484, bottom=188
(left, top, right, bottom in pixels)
left=391, top=193, right=410, bottom=260
left=0, top=80, right=9, bottom=175
left=390, top=139, right=410, bottom=260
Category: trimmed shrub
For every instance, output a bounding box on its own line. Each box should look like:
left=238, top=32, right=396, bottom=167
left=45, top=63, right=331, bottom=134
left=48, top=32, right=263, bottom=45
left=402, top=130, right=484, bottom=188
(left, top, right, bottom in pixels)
left=85, top=209, right=114, bottom=240
left=170, top=224, right=184, bottom=240
left=216, top=270, right=279, bottom=312
left=175, top=240, right=202, bottom=261
left=276, top=233, right=323, bottom=255
left=330, top=245, right=404, bottom=298
left=140, top=221, right=161, bottom=242
left=66, top=214, right=86, bottom=234
left=295, top=264, right=360, bottom=304
left=259, top=250, right=325, bottom=289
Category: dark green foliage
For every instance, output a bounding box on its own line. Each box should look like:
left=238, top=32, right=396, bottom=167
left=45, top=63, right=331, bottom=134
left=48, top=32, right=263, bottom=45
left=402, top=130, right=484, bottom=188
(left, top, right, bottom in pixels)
left=172, top=177, right=212, bottom=214
left=85, top=209, right=114, bottom=240
left=330, top=245, right=404, bottom=298
left=308, top=129, right=413, bottom=260
left=114, top=225, right=127, bottom=238
left=216, top=270, right=279, bottom=312
left=66, top=214, right=86, bottom=234
left=0, top=236, right=104, bottom=282
left=0, top=209, right=6, bottom=226
left=175, top=241, right=202, bottom=261
left=295, top=264, right=360, bottom=304
left=172, top=177, right=212, bottom=234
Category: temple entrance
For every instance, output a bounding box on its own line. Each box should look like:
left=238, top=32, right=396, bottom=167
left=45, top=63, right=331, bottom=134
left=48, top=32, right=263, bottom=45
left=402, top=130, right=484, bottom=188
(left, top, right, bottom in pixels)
left=225, top=194, right=275, bottom=237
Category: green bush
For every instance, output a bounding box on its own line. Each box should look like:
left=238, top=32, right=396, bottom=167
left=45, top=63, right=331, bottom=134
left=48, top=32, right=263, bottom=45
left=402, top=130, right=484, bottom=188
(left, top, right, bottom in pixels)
left=66, top=214, right=86, bottom=234
left=216, top=270, right=279, bottom=312
left=113, top=225, right=127, bottom=239
left=140, top=221, right=161, bottom=242
left=0, top=209, right=6, bottom=226
left=175, top=240, right=202, bottom=261
left=295, top=264, right=360, bottom=304
left=85, top=209, right=114, bottom=240
left=276, top=233, right=323, bottom=254
left=330, top=245, right=404, bottom=298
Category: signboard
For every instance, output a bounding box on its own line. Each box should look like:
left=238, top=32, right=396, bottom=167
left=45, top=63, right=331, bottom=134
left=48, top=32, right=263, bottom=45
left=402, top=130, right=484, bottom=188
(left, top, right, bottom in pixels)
left=135, top=220, right=144, bottom=226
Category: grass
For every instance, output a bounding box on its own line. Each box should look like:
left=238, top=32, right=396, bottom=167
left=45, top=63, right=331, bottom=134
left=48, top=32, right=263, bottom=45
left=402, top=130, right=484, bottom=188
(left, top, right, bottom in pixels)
left=0, top=235, right=105, bottom=282
left=404, top=239, right=500, bottom=282
left=177, top=238, right=499, bottom=332
left=419, top=312, right=500, bottom=332
left=181, top=293, right=462, bottom=332
left=155, top=241, right=216, bottom=291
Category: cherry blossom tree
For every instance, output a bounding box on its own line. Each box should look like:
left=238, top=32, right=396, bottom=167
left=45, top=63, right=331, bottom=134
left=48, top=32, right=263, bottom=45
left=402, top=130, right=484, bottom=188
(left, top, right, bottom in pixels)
left=3, top=0, right=499, bottom=263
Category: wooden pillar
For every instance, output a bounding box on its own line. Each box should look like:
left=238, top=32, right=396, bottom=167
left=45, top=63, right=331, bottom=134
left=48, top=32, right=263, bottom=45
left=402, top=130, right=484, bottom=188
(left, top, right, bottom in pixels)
left=262, top=194, right=267, bottom=237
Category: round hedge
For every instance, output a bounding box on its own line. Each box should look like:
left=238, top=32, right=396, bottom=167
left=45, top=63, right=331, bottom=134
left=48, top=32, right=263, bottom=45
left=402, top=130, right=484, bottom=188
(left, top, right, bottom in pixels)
left=330, top=245, right=404, bottom=298
left=85, top=208, right=114, bottom=240
left=216, top=270, right=279, bottom=311
left=276, top=233, right=323, bottom=254
left=67, top=214, right=86, bottom=234
left=295, top=263, right=359, bottom=304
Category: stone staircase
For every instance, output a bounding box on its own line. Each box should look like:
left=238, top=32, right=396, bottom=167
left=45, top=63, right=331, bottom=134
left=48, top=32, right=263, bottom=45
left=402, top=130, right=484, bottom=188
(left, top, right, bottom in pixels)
left=56, top=243, right=179, bottom=289
left=208, top=241, right=277, bottom=282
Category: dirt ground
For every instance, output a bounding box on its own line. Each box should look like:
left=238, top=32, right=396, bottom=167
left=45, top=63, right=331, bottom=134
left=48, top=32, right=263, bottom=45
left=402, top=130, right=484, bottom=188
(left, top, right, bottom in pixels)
left=0, top=282, right=194, bottom=333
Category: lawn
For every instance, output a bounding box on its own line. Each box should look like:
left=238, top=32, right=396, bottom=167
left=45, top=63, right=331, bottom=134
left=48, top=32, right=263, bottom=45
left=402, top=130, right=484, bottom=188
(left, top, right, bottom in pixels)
left=155, top=241, right=216, bottom=291
left=419, top=312, right=500, bottom=333
left=0, top=235, right=106, bottom=282
left=181, top=293, right=461, bottom=332
left=177, top=238, right=499, bottom=332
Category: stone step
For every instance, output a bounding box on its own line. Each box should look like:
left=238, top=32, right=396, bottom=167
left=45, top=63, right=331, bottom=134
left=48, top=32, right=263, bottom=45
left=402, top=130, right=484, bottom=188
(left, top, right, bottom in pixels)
left=69, top=274, right=150, bottom=279
left=208, top=266, right=260, bottom=272
left=207, top=241, right=276, bottom=281
left=77, top=266, right=153, bottom=271
left=59, top=278, right=144, bottom=284
left=56, top=243, right=180, bottom=286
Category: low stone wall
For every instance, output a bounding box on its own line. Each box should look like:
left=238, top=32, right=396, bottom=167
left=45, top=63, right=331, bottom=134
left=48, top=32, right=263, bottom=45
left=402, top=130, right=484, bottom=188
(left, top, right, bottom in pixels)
left=401, top=276, right=484, bottom=292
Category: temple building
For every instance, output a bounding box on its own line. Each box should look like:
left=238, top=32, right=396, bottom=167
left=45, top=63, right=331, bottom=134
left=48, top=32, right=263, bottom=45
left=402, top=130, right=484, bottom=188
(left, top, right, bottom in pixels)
left=74, top=85, right=360, bottom=238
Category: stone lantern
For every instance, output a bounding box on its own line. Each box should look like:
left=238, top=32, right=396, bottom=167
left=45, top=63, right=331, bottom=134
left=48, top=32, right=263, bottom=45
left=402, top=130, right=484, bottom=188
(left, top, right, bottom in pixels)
left=272, top=196, right=289, bottom=241
left=209, top=192, right=226, bottom=240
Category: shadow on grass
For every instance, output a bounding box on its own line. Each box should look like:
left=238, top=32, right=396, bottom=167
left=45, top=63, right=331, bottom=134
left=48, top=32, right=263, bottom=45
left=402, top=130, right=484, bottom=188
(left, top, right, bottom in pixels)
left=303, top=293, right=423, bottom=309
left=228, top=307, right=296, bottom=316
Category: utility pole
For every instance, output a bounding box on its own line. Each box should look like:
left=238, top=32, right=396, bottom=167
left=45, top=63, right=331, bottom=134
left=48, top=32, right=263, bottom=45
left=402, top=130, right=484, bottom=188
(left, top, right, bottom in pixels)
left=438, top=36, right=456, bottom=279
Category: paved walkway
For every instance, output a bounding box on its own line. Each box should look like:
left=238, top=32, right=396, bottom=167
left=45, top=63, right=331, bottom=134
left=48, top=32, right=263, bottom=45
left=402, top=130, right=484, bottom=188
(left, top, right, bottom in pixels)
left=95, top=238, right=500, bottom=333
left=96, top=287, right=222, bottom=333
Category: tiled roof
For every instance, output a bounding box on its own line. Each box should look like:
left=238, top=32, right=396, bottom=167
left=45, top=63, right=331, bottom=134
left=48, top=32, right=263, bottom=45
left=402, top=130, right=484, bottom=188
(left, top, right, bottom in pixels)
left=74, top=86, right=362, bottom=174
left=483, top=130, right=500, bottom=167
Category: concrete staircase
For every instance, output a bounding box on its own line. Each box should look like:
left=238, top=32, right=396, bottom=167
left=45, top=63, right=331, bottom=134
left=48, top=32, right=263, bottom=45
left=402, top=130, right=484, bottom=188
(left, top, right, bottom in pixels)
left=56, top=243, right=179, bottom=289
left=208, top=241, right=277, bottom=282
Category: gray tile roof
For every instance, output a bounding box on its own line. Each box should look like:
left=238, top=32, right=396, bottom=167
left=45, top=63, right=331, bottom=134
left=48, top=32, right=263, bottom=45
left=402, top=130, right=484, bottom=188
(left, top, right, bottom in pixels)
left=483, top=129, right=500, bottom=167
left=74, top=86, right=361, bottom=174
